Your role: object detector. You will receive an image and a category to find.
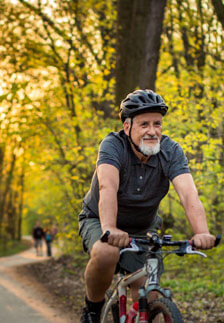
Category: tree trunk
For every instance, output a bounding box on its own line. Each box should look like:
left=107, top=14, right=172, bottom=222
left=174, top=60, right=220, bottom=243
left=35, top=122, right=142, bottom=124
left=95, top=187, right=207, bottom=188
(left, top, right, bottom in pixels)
left=0, top=153, right=16, bottom=234
left=211, top=0, right=224, bottom=30
left=115, top=0, right=167, bottom=105
left=116, top=0, right=149, bottom=105
left=139, top=0, right=167, bottom=90
left=17, top=163, right=25, bottom=240
left=0, top=145, right=5, bottom=188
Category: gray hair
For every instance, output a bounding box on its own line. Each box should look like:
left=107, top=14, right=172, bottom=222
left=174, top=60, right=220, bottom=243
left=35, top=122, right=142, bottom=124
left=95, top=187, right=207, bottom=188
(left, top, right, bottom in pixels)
left=124, top=117, right=131, bottom=124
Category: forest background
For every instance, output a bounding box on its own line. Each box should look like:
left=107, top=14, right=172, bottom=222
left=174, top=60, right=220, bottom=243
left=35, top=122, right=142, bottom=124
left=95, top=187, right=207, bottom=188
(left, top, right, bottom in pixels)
left=0, top=0, right=223, bottom=259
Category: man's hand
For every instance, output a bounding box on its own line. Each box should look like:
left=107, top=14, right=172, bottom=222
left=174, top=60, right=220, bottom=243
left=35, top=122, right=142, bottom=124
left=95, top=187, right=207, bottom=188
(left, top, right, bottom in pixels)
left=191, top=233, right=216, bottom=249
left=102, top=227, right=129, bottom=248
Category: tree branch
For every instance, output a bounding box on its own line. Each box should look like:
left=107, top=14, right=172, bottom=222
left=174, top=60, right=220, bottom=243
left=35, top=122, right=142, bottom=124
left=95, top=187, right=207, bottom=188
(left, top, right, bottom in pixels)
left=211, top=0, right=224, bottom=30
left=18, top=0, right=100, bottom=66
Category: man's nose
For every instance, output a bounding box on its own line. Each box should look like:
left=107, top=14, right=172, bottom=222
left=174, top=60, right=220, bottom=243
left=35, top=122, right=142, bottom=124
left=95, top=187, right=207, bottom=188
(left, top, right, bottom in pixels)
left=146, top=126, right=156, bottom=136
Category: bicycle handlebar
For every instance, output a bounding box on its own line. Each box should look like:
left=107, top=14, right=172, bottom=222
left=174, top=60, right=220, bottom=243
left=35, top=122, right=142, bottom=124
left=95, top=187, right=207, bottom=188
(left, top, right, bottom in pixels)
left=100, top=231, right=222, bottom=257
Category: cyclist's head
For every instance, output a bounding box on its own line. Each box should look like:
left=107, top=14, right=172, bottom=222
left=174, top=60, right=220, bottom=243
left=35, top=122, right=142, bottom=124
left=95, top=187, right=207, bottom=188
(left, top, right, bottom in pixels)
left=120, top=89, right=168, bottom=157
left=119, top=89, right=168, bottom=123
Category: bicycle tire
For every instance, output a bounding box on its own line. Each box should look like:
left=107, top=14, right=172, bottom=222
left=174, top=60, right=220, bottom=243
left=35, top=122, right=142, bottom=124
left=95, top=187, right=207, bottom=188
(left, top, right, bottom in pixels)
left=102, top=290, right=120, bottom=323
left=148, top=297, right=183, bottom=323
left=111, top=302, right=120, bottom=323
left=102, top=301, right=119, bottom=323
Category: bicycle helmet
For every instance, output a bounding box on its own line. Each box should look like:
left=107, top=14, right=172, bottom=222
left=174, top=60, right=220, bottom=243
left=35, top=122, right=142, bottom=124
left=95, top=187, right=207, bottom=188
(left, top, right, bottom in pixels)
left=120, top=89, right=168, bottom=122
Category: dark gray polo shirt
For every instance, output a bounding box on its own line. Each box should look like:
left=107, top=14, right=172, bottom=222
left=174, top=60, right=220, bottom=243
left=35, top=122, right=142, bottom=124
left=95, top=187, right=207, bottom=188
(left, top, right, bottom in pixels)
left=79, top=130, right=190, bottom=234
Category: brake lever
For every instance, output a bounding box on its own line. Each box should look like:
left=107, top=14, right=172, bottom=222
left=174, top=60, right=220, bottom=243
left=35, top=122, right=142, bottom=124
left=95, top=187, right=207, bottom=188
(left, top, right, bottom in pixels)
left=176, top=234, right=222, bottom=257
left=101, top=232, right=142, bottom=254
left=120, top=239, right=141, bottom=255
left=174, top=241, right=207, bottom=257
left=185, top=245, right=207, bottom=257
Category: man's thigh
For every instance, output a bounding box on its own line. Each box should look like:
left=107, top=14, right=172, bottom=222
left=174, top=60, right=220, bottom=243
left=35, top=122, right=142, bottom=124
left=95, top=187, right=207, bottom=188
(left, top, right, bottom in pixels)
left=79, top=218, right=102, bottom=253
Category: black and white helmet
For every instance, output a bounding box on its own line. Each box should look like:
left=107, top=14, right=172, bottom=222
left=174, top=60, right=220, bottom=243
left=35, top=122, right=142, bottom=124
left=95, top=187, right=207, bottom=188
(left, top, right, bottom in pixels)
left=120, top=89, right=168, bottom=122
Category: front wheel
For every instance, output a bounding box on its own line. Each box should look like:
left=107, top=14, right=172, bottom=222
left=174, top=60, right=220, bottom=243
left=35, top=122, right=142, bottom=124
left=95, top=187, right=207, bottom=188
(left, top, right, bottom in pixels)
left=101, top=290, right=120, bottom=323
left=148, top=297, right=183, bottom=323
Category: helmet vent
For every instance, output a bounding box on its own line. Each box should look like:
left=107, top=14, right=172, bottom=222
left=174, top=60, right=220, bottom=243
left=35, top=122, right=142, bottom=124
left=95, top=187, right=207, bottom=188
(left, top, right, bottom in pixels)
left=126, top=104, right=138, bottom=110
left=138, top=96, right=147, bottom=103
left=155, top=96, right=161, bottom=103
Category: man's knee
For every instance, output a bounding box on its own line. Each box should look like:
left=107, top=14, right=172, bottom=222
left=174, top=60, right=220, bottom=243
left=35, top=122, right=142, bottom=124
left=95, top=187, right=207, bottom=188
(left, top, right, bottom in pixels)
left=90, top=241, right=120, bottom=268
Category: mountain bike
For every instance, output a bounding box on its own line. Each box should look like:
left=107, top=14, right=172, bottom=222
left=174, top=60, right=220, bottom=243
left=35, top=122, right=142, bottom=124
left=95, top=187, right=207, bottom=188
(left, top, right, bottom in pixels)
left=100, top=231, right=221, bottom=323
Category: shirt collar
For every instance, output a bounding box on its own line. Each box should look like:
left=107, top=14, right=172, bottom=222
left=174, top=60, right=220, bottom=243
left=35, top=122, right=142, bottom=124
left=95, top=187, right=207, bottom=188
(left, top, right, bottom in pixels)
left=130, top=149, right=158, bottom=168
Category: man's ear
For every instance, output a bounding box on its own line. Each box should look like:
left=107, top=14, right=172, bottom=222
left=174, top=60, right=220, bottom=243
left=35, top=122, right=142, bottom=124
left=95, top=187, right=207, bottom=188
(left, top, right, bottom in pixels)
left=123, top=120, right=130, bottom=136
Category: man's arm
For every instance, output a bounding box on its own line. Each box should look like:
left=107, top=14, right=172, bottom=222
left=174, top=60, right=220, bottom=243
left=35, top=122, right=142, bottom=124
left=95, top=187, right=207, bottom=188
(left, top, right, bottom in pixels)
left=172, top=173, right=215, bottom=249
left=97, top=163, right=129, bottom=247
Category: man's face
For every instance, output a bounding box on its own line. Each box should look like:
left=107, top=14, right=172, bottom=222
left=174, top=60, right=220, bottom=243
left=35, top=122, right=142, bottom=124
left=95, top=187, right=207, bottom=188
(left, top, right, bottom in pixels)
left=124, top=112, right=163, bottom=156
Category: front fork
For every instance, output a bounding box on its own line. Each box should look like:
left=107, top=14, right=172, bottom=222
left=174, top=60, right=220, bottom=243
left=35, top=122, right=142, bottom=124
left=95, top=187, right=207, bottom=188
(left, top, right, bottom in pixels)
left=118, top=285, right=127, bottom=323
left=117, top=257, right=172, bottom=323
left=101, top=259, right=172, bottom=323
left=136, top=257, right=172, bottom=323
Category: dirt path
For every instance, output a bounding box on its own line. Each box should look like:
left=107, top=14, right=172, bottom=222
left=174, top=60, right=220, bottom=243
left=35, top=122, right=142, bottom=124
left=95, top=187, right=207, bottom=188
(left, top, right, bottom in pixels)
left=0, top=239, right=79, bottom=323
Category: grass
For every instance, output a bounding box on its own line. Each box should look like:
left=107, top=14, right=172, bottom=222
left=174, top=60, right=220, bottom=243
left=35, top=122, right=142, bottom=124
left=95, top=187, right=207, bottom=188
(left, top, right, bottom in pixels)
left=0, top=239, right=32, bottom=257
left=161, top=241, right=224, bottom=301
left=155, top=240, right=224, bottom=321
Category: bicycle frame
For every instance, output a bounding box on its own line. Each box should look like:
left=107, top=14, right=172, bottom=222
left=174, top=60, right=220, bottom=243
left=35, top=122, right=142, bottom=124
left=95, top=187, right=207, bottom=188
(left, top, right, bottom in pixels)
left=100, top=232, right=221, bottom=323
left=101, top=257, right=171, bottom=323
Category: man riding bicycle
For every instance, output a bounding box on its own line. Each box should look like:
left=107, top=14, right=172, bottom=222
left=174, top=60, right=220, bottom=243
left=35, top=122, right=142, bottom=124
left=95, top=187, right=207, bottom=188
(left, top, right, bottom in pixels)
left=78, top=89, right=215, bottom=323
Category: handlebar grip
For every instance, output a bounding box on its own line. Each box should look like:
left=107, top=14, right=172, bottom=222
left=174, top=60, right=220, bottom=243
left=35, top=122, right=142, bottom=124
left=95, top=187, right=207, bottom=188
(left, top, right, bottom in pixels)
left=191, top=234, right=222, bottom=248
left=214, top=234, right=222, bottom=247
left=100, top=230, right=110, bottom=242
left=189, top=240, right=195, bottom=247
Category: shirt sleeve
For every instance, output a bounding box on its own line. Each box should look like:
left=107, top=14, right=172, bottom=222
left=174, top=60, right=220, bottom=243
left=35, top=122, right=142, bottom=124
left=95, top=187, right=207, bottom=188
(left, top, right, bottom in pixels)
left=97, top=134, right=124, bottom=171
left=168, top=143, right=190, bottom=181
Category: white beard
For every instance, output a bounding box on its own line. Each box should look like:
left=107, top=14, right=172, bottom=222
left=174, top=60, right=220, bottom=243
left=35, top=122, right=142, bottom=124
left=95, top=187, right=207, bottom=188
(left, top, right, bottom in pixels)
left=139, top=137, right=160, bottom=156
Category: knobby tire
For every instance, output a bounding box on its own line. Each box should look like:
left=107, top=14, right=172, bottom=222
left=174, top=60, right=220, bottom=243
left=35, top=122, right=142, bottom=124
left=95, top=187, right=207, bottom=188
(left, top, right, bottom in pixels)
left=111, top=302, right=119, bottom=323
left=103, top=290, right=120, bottom=323
left=148, top=297, right=184, bottom=323
left=103, top=294, right=183, bottom=323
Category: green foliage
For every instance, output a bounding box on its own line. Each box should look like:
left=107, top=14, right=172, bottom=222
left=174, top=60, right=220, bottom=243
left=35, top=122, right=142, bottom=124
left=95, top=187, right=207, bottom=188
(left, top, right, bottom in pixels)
left=157, top=0, right=224, bottom=235
left=0, top=0, right=223, bottom=254
left=0, top=238, right=31, bottom=257
left=161, top=241, right=224, bottom=309
left=0, top=0, right=117, bottom=248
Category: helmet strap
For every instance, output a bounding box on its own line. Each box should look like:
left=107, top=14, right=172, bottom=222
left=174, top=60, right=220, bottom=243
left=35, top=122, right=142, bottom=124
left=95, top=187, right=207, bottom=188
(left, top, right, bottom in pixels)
left=128, top=118, right=148, bottom=157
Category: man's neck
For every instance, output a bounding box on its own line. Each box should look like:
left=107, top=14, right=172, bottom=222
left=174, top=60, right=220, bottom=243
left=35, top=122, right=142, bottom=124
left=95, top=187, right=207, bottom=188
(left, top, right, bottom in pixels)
left=130, top=142, right=150, bottom=163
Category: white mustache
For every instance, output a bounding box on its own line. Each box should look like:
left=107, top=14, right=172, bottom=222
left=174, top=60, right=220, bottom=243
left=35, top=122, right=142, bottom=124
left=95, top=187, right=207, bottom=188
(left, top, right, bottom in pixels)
left=143, top=136, right=159, bottom=140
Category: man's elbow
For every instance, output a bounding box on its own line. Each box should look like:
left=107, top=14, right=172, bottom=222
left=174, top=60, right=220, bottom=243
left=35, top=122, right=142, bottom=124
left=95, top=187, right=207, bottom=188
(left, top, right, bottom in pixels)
left=99, top=184, right=117, bottom=195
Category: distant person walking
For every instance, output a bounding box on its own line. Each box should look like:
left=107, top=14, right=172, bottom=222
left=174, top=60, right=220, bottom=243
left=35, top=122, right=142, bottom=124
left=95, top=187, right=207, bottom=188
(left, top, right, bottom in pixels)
left=32, top=221, right=44, bottom=256
left=51, top=224, right=58, bottom=241
left=44, top=228, right=52, bottom=257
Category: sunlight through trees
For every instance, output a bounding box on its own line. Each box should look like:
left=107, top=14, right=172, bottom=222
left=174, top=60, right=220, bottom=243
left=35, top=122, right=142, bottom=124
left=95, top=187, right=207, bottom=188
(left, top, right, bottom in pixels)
left=0, top=0, right=223, bottom=253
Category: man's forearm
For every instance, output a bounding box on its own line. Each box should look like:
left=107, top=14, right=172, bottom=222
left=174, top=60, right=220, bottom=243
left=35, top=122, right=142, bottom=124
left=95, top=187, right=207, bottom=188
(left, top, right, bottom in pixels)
left=98, top=188, right=118, bottom=232
left=184, top=197, right=209, bottom=234
left=173, top=174, right=215, bottom=249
